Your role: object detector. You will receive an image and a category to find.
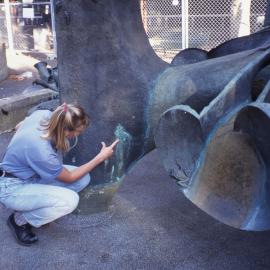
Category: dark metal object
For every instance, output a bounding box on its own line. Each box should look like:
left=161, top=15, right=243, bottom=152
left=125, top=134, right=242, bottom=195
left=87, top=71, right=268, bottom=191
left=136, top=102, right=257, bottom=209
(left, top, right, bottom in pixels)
left=55, top=0, right=167, bottom=213
left=171, top=26, right=270, bottom=64
left=171, top=48, right=208, bottom=66
left=154, top=46, right=270, bottom=231
left=33, top=62, right=58, bottom=91
left=34, top=62, right=52, bottom=82
left=55, top=0, right=166, bottom=180
left=55, top=0, right=270, bottom=231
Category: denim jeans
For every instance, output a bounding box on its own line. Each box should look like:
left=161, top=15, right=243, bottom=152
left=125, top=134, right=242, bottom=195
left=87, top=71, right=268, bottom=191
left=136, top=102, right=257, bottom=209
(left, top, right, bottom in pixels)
left=0, top=165, right=90, bottom=228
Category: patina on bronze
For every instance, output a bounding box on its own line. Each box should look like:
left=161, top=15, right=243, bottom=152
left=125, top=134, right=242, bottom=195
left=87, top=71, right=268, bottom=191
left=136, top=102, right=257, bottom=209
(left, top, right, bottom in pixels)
left=55, top=0, right=270, bottom=231
left=55, top=0, right=167, bottom=213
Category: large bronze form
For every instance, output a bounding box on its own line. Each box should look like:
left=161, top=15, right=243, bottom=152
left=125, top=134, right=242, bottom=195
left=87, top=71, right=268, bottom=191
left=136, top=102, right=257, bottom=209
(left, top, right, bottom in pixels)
left=55, top=0, right=270, bottom=230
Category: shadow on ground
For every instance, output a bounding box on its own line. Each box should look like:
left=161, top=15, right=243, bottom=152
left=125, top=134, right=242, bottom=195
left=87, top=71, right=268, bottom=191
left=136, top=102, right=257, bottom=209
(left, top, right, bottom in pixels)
left=0, top=137, right=269, bottom=270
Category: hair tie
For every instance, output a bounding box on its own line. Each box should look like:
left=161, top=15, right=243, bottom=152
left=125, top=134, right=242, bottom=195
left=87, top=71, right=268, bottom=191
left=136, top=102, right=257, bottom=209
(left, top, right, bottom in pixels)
left=63, top=102, right=68, bottom=112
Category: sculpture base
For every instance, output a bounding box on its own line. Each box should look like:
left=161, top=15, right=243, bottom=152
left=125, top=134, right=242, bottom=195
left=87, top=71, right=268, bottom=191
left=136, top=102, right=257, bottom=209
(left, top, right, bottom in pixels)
left=75, top=179, right=123, bottom=215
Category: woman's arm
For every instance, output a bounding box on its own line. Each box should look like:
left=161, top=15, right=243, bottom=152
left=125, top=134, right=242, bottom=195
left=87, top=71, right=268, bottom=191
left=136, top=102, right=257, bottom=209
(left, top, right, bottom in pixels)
left=57, top=139, right=119, bottom=183
left=15, top=120, right=24, bottom=131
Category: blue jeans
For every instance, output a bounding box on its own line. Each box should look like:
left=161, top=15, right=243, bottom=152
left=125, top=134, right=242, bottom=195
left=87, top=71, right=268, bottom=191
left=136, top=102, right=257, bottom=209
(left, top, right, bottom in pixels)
left=0, top=165, right=90, bottom=228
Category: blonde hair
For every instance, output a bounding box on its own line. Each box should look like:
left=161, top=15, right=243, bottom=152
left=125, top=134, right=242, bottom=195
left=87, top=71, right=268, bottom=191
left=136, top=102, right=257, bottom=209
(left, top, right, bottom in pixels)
left=41, top=103, right=90, bottom=152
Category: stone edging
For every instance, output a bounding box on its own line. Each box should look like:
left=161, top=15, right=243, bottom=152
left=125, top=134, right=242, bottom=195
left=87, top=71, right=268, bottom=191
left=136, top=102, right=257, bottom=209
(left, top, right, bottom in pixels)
left=0, top=89, right=58, bottom=132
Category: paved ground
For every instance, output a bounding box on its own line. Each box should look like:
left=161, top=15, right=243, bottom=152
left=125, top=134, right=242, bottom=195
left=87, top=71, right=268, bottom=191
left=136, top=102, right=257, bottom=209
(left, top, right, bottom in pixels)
left=0, top=52, right=270, bottom=270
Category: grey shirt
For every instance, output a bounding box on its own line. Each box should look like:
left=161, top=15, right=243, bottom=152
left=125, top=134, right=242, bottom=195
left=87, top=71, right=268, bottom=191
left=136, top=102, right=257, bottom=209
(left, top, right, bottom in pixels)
left=0, top=110, right=63, bottom=181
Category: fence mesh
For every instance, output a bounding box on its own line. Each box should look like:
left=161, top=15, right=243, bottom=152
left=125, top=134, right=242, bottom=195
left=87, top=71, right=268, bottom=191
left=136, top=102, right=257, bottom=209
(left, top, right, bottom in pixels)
left=0, top=2, right=53, bottom=54
left=141, top=0, right=182, bottom=60
left=0, top=6, right=8, bottom=46
left=251, top=0, right=267, bottom=32
left=141, top=0, right=267, bottom=62
left=1, top=1, right=267, bottom=57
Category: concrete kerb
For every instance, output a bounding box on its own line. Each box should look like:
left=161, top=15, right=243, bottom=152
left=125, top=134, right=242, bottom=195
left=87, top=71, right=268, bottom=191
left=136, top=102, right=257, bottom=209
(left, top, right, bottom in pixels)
left=0, top=89, right=58, bottom=132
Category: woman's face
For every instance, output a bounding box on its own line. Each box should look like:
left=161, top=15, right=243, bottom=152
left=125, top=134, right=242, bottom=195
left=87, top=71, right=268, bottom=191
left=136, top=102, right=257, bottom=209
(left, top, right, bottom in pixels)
left=65, top=125, right=86, bottom=139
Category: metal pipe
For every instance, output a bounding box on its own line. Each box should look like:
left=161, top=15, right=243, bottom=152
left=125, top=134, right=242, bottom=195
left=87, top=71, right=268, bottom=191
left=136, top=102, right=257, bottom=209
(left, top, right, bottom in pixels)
left=50, top=0, right=57, bottom=58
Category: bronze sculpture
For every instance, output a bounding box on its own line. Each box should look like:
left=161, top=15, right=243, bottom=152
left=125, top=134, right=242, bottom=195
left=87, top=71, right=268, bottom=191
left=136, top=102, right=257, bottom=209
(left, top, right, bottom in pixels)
left=54, top=0, right=270, bottom=230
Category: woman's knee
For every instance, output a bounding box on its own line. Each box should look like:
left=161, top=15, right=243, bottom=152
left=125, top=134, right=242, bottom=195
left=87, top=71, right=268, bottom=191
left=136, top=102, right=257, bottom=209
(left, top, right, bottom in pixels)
left=68, top=191, right=79, bottom=212
left=59, top=189, right=80, bottom=214
left=22, top=189, right=80, bottom=227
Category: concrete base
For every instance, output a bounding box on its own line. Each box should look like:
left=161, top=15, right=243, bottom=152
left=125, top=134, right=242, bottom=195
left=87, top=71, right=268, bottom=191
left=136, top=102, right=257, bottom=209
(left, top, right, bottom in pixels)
left=0, top=89, right=58, bottom=132
left=77, top=179, right=123, bottom=214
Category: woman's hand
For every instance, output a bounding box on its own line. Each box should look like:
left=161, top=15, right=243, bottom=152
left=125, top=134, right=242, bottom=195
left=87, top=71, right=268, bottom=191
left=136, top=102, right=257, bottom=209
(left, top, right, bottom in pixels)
left=97, top=139, right=119, bottom=162
left=58, top=139, right=120, bottom=183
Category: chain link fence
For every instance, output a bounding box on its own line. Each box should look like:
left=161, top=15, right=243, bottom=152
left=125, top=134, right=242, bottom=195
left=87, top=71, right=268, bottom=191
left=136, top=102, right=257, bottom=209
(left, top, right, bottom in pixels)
left=141, top=0, right=182, bottom=60
left=141, top=0, right=267, bottom=62
left=1, top=1, right=267, bottom=58
left=0, top=1, right=54, bottom=54
left=251, top=0, right=267, bottom=32
left=0, top=5, right=8, bottom=46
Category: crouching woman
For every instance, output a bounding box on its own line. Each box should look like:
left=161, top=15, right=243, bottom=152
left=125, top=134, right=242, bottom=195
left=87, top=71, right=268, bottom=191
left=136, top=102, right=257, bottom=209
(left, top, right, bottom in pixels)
left=0, top=103, right=118, bottom=246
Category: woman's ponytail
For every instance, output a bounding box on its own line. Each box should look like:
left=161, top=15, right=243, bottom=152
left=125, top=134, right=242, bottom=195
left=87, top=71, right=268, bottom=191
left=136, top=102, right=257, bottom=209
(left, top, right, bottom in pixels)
left=41, top=103, right=90, bottom=152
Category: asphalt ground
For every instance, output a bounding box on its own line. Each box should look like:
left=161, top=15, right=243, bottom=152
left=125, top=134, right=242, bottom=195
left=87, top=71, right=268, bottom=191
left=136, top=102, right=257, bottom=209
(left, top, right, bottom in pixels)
left=0, top=53, right=270, bottom=270
left=0, top=131, right=270, bottom=270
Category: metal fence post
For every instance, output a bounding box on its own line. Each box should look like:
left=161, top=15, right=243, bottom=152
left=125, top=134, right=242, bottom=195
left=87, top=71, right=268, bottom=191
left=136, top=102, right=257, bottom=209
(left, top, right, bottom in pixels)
left=4, top=0, right=14, bottom=54
left=50, top=0, right=57, bottom=58
left=181, top=0, right=189, bottom=49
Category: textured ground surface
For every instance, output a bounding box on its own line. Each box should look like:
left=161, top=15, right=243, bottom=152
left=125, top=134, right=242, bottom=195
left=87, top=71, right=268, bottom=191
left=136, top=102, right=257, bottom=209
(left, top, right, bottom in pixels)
left=0, top=139, right=270, bottom=270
